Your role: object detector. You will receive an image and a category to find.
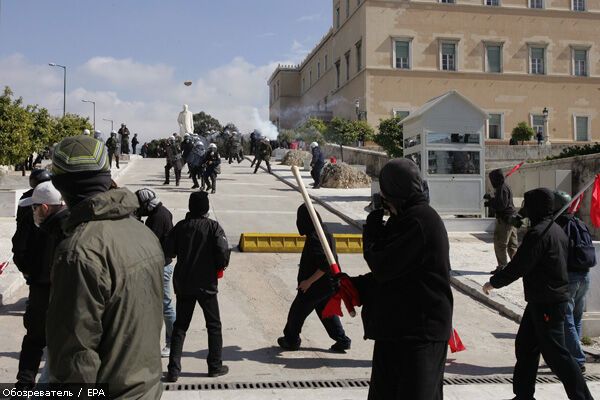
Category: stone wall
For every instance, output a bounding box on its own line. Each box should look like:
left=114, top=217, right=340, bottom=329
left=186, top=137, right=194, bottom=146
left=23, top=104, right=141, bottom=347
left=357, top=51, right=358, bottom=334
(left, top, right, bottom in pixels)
left=323, top=144, right=390, bottom=176
left=485, top=143, right=578, bottom=170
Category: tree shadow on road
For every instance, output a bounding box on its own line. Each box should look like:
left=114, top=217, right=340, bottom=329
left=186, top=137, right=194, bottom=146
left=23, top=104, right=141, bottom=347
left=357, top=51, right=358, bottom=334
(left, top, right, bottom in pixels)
left=183, top=345, right=371, bottom=370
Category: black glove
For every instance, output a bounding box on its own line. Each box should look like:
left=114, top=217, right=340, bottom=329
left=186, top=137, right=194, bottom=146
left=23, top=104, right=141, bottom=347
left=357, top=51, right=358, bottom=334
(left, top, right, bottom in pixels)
left=509, top=215, right=524, bottom=229
left=483, top=193, right=492, bottom=200
left=364, top=209, right=385, bottom=240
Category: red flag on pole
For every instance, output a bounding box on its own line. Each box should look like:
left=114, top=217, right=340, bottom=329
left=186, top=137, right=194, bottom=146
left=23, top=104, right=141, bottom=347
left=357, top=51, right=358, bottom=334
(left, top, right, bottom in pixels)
left=448, top=328, right=466, bottom=353
left=568, top=193, right=584, bottom=215
left=590, top=174, right=600, bottom=228
left=505, top=161, right=525, bottom=178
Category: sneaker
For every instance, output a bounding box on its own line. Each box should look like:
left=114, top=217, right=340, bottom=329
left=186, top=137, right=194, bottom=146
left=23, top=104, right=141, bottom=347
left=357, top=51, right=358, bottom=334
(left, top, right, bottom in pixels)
left=163, top=181, right=169, bottom=185
left=191, top=185, right=199, bottom=189
left=161, top=346, right=170, bottom=358
left=208, top=365, right=229, bottom=378
left=165, top=372, right=178, bottom=382
left=330, top=341, right=351, bottom=353
left=277, top=336, right=301, bottom=351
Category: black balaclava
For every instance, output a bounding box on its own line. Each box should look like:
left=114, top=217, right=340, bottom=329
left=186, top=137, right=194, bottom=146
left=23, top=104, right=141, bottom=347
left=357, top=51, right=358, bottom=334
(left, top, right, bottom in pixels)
left=52, top=171, right=112, bottom=209
left=379, top=159, right=426, bottom=213
left=189, top=191, right=210, bottom=217
left=296, top=204, right=324, bottom=236
left=489, top=169, right=505, bottom=189
left=520, top=188, right=554, bottom=225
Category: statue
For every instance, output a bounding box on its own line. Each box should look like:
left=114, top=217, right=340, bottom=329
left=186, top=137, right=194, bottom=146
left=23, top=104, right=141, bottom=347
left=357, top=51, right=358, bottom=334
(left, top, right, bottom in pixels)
left=178, top=104, right=194, bottom=135
left=118, top=123, right=131, bottom=154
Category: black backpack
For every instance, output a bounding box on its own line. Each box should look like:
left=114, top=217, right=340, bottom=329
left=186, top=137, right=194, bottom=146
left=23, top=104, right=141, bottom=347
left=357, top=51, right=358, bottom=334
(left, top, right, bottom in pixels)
left=564, top=216, right=597, bottom=271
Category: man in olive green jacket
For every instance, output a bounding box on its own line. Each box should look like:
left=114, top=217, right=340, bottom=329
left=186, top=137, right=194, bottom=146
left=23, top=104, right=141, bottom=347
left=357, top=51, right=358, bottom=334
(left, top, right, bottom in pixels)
left=47, top=135, right=164, bottom=399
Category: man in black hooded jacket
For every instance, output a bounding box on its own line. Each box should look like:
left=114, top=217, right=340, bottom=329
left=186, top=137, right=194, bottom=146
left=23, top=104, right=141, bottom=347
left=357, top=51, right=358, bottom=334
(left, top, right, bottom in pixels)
left=485, top=169, right=518, bottom=274
left=163, top=191, right=231, bottom=381
left=483, top=188, right=593, bottom=400
left=357, top=158, right=453, bottom=400
left=277, top=204, right=351, bottom=353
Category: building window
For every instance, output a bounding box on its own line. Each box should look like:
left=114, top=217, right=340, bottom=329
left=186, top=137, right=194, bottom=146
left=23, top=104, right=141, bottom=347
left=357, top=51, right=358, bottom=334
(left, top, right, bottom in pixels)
left=572, top=0, right=586, bottom=11
left=393, top=110, right=410, bottom=120
left=575, top=116, right=590, bottom=141
left=488, top=113, right=503, bottom=139
left=441, top=42, right=457, bottom=71
left=345, top=51, right=351, bottom=81
left=346, top=0, right=350, bottom=18
left=302, top=77, right=305, bottom=93
left=573, top=49, right=588, bottom=76
left=532, top=115, right=545, bottom=137
left=486, top=44, right=502, bottom=73
left=324, top=96, right=328, bottom=111
left=325, top=54, right=328, bottom=70
left=530, top=47, right=545, bottom=74
left=530, top=0, right=543, bottom=8
left=309, top=70, right=312, bottom=87
left=395, top=40, right=410, bottom=69
left=486, top=0, right=500, bottom=5
left=356, top=41, right=362, bottom=71
left=336, top=6, right=341, bottom=28
left=317, top=62, right=321, bottom=79
left=335, top=60, right=341, bottom=88
left=440, top=0, right=455, bottom=3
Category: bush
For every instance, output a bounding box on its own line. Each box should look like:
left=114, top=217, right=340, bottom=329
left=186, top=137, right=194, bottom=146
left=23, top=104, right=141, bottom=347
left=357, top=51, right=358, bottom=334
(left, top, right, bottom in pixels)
left=511, top=122, right=535, bottom=145
left=546, top=143, right=600, bottom=160
left=375, top=117, right=404, bottom=158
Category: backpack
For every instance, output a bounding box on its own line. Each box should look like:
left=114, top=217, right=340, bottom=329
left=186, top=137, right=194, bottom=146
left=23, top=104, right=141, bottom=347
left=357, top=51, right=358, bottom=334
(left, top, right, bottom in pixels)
left=564, top=216, right=597, bottom=271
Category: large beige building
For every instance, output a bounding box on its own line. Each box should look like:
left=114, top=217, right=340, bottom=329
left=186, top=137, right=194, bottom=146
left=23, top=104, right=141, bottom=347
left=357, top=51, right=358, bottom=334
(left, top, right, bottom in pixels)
left=268, top=0, right=600, bottom=143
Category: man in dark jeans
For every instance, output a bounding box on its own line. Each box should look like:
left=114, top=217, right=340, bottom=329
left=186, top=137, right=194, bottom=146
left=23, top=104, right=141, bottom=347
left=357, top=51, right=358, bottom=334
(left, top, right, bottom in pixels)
left=163, top=191, right=230, bottom=382
left=484, top=169, right=518, bottom=274
left=277, top=204, right=351, bottom=353
left=484, top=188, right=593, bottom=400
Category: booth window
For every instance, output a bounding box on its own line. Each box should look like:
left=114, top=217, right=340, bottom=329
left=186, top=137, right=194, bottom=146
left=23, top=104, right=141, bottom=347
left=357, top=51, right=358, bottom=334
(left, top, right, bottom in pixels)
left=404, top=134, right=421, bottom=149
left=428, top=151, right=480, bottom=175
left=427, top=132, right=480, bottom=144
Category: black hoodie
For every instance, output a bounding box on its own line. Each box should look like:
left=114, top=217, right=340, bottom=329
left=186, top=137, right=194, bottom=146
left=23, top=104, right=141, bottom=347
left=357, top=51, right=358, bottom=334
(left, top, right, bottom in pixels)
left=361, top=159, right=453, bottom=342
left=488, top=169, right=516, bottom=220
left=491, top=188, right=570, bottom=303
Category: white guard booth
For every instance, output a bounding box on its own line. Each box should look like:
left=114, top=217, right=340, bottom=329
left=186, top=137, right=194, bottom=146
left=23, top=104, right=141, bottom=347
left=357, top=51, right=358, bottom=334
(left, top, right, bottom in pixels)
left=402, top=91, right=487, bottom=216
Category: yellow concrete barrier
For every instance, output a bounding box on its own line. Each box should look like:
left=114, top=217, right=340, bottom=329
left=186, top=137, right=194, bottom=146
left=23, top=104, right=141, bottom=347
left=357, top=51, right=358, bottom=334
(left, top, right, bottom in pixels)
left=239, top=233, right=363, bottom=253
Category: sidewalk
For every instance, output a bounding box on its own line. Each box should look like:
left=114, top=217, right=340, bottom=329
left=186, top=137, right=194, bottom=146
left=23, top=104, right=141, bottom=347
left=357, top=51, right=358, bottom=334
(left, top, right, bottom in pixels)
left=0, top=158, right=137, bottom=306
left=265, top=161, right=600, bottom=357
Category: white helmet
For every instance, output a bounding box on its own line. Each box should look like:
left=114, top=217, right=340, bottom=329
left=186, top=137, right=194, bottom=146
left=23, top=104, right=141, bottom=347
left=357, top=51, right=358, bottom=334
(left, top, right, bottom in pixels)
left=209, top=143, right=217, bottom=149
left=310, top=142, right=319, bottom=149
left=83, top=129, right=91, bottom=135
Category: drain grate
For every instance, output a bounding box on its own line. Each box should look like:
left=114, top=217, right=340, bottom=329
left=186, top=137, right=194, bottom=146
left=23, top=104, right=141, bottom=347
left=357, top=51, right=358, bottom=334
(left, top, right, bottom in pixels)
left=164, top=374, right=600, bottom=391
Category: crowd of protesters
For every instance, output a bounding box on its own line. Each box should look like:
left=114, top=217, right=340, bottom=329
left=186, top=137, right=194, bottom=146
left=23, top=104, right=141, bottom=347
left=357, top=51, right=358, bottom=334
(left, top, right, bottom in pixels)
left=8, top=132, right=597, bottom=400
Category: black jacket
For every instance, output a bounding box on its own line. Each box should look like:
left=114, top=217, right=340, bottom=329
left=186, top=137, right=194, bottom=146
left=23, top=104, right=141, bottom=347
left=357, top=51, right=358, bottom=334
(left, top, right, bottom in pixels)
left=311, top=147, right=325, bottom=166
left=37, top=208, right=70, bottom=285
left=361, top=159, right=453, bottom=342
left=491, top=188, right=570, bottom=303
left=145, top=203, right=174, bottom=266
left=488, top=169, right=516, bottom=220
left=11, top=189, right=44, bottom=284
left=164, top=213, right=230, bottom=296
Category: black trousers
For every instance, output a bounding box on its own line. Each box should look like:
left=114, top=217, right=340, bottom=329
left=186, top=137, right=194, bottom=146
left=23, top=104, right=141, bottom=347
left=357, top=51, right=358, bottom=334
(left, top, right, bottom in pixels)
left=132, top=144, right=137, bottom=154
left=513, top=302, right=593, bottom=400
left=283, top=285, right=350, bottom=346
left=368, top=340, right=447, bottom=400
left=254, top=158, right=271, bottom=173
left=168, top=293, right=223, bottom=375
left=190, top=166, right=205, bottom=188
left=108, top=152, right=119, bottom=169
left=16, top=284, right=50, bottom=388
left=203, top=172, right=217, bottom=191
left=311, top=162, right=324, bottom=186
left=164, top=162, right=181, bottom=185
left=228, top=151, right=242, bottom=164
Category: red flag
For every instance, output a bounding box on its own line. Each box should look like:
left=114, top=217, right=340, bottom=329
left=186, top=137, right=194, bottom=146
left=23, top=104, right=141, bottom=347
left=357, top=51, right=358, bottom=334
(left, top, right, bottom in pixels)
left=568, top=193, right=584, bottom=214
left=322, top=274, right=361, bottom=319
left=591, top=175, right=600, bottom=228
left=505, top=161, right=525, bottom=178
left=448, top=328, right=466, bottom=353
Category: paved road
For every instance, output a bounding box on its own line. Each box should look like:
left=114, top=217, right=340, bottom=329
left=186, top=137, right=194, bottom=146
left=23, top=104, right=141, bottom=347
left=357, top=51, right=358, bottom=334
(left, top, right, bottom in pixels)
left=0, top=157, right=597, bottom=399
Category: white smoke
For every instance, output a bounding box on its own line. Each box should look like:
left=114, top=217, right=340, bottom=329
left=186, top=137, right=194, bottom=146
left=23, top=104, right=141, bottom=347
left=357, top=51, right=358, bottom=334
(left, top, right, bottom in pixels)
left=252, top=108, right=279, bottom=140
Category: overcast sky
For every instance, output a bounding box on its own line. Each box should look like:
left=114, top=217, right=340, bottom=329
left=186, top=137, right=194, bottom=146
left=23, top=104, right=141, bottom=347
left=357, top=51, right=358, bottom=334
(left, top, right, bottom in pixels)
left=0, top=0, right=331, bottom=141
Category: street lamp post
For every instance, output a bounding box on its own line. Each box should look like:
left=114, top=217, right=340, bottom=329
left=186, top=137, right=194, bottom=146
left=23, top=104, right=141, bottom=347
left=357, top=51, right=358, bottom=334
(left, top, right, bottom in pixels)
left=82, top=100, right=96, bottom=131
left=103, top=118, right=114, bottom=132
left=48, top=63, right=66, bottom=117
left=543, top=107, right=550, bottom=145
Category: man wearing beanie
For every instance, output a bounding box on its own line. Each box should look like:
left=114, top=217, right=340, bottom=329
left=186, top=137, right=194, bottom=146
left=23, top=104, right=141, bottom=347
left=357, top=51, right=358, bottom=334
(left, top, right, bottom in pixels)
left=46, top=135, right=164, bottom=399
left=163, top=191, right=231, bottom=382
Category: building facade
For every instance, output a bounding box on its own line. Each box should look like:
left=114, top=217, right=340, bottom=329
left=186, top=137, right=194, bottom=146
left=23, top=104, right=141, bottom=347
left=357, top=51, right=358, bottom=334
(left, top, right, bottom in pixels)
left=268, top=0, right=600, bottom=143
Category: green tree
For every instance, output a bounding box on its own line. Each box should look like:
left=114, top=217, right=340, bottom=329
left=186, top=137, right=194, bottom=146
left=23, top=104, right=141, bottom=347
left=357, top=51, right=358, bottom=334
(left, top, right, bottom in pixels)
left=302, top=117, right=327, bottom=135
left=511, top=122, right=535, bottom=145
left=51, top=113, right=93, bottom=144
left=0, top=87, right=34, bottom=166
left=277, top=129, right=295, bottom=145
left=325, top=117, right=370, bottom=161
left=193, top=111, right=222, bottom=136
left=375, top=116, right=404, bottom=158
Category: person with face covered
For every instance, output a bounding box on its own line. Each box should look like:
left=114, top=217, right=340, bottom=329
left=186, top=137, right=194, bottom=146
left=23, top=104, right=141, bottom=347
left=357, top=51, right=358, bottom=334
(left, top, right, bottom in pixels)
left=360, top=158, right=453, bottom=400
left=13, top=181, right=68, bottom=392
left=484, top=169, right=518, bottom=274
left=135, top=188, right=176, bottom=358
left=202, top=143, right=221, bottom=194
left=483, top=188, right=594, bottom=400
left=277, top=204, right=351, bottom=353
